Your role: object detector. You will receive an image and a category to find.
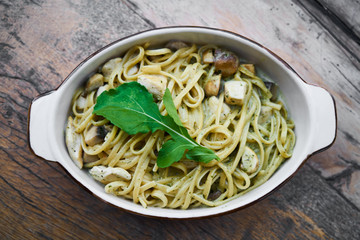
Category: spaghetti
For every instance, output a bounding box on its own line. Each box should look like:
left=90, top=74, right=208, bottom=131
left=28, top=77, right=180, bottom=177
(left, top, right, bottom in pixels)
left=65, top=41, right=295, bottom=209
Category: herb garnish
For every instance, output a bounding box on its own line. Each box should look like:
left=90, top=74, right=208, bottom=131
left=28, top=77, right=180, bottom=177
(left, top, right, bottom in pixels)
left=93, top=81, right=219, bottom=168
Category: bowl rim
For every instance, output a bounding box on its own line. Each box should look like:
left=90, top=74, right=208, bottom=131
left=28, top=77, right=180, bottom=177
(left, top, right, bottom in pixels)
left=27, top=26, right=337, bottom=219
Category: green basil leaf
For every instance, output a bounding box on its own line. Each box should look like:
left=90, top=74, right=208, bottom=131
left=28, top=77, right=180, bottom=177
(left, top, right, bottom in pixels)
left=163, top=88, right=195, bottom=142
left=94, top=82, right=164, bottom=134
left=163, top=89, right=183, bottom=126
left=157, top=140, right=192, bottom=168
left=186, top=146, right=220, bottom=163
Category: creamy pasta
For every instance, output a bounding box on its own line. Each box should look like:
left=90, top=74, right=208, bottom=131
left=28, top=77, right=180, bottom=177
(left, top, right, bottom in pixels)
left=65, top=41, right=295, bottom=209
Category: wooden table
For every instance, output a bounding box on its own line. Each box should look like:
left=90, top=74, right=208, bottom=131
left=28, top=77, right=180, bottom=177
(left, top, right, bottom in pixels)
left=1, top=0, right=359, bottom=239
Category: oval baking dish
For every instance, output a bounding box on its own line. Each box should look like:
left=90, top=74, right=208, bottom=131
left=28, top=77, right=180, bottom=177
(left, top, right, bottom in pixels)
left=28, top=27, right=336, bottom=219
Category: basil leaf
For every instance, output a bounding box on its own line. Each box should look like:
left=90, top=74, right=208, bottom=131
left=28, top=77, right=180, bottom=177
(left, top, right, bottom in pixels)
left=162, top=89, right=195, bottom=142
left=163, top=89, right=183, bottom=126
left=94, top=82, right=164, bottom=134
left=94, top=81, right=219, bottom=168
left=156, top=140, right=191, bottom=168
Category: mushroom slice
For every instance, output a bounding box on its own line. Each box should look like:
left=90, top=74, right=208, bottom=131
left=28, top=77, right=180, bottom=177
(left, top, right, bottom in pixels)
left=258, top=106, right=273, bottom=124
left=207, top=189, right=223, bottom=201
left=89, top=166, right=131, bottom=184
left=264, top=81, right=279, bottom=101
left=83, top=152, right=99, bottom=163
left=224, top=80, right=247, bottom=106
left=84, top=125, right=107, bottom=146
left=102, top=58, right=122, bottom=78
left=241, top=64, right=255, bottom=74
left=85, top=73, right=104, bottom=93
left=65, top=116, right=83, bottom=169
left=76, top=96, right=87, bottom=109
left=165, top=40, right=189, bottom=51
left=214, top=49, right=239, bottom=77
left=202, top=49, right=215, bottom=64
left=137, top=74, right=167, bottom=100
left=204, top=74, right=221, bottom=97
left=240, top=146, right=259, bottom=174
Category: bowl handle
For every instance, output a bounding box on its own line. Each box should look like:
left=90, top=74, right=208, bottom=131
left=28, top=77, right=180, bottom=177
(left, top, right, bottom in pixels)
left=307, top=85, right=337, bottom=153
left=28, top=92, right=57, bottom=162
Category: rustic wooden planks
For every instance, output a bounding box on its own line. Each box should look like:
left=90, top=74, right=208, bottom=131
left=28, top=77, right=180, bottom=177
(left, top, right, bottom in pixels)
left=0, top=0, right=359, bottom=239
left=316, top=0, right=360, bottom=39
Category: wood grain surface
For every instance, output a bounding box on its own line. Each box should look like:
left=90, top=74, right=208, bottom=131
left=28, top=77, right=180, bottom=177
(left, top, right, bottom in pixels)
left=1, top=0, right=359, bottom=239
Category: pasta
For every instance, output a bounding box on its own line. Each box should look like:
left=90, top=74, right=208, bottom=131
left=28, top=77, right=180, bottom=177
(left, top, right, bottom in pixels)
left=65, top=41, right=296, bottom=209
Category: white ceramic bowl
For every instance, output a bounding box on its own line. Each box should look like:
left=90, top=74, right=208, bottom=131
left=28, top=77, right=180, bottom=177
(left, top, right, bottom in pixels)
left=28, top=27, right=336, bottom=218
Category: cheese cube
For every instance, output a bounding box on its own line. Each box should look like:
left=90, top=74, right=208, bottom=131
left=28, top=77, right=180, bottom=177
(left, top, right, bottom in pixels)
left=204, top=75, right=221, bottom=97
left=224, top=80, right=247, bottom=106
left=137, top=74, right=167, bottom=100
